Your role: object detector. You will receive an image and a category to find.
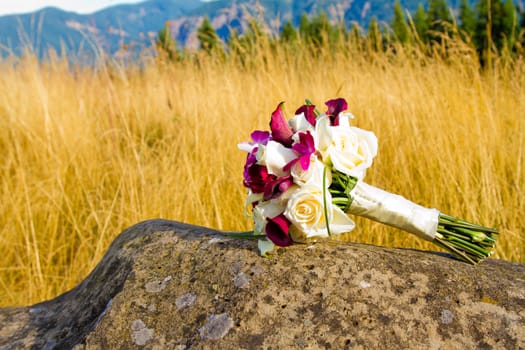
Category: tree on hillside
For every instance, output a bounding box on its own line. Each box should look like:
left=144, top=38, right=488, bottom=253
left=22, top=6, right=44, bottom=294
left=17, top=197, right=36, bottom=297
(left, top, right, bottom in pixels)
left=309, top=11, right=333, bottom=46
left=299, top=14, right=311, bottom=41
left=156, top=22, right=177, bottom=61
left=521, top=8, right=525, bottom=49
left=413, top=3, right=429, bottom=42
left=229, top=19, right=268, bottom=56
left=197, top=16, right=222, bottom=54
left=297, top=12, right=341, bottom=47
left=502, top=0, right=518, bottom=49
left=392, top=0, right=410, bottom=43
left=521, top=7, right=525, bottom=31
left=474, top=0, right=517, bottom=57
left=427, top=0, right=452, bottom=41
left=459, top=0, right=476, bottom=39
left=474, top=0, right=493, bottom=61
left=332, top=22, right=348, bottom=46
left=281, top=20, right=298, bottom=43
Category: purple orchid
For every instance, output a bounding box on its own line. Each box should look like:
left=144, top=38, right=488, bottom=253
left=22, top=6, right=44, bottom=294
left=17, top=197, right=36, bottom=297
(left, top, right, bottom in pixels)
left=243, top=150, right=293, bottom=198
left=243, top=163, right=273, bottom=194
left=243, top=149, right=273, bottom=193
left=266, top=214, right=293, bottom=246
left=263, top=175, right=293, bottom=201
left=283, top=131, right=316, bottom=172
left=241, top=131, right=272, bottom=193
left=295, top=104, right=317, bottom=126
left=250, top=130, right=271, bottom=145
left=325, top=98, right=348, bottom=126
left=270, top=102, right=293, bottom=147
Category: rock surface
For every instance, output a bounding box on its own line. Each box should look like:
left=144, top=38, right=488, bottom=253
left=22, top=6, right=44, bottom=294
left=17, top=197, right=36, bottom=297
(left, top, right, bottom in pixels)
left=1, top=219, right=524, bottom=349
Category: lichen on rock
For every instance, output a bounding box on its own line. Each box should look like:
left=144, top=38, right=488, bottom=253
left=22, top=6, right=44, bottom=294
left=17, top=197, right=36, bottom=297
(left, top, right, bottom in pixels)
left=131, top=319, right=154, bottom=346
left=198, top=313, right=234, bottom=341
left=175, top=292, right=197, bottom=311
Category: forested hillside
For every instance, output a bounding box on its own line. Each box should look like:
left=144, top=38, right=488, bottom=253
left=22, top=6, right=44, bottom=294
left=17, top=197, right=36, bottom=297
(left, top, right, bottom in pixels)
left=0, top=0, right=523, bottom=59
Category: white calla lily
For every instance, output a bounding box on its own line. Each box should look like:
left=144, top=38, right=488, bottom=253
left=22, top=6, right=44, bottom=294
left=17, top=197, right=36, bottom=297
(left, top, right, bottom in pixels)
left=237, top=141, right=257, bottom=153
left=289, top=112, right=315, bottom=133
left=259, top=140, right=297, bottom=177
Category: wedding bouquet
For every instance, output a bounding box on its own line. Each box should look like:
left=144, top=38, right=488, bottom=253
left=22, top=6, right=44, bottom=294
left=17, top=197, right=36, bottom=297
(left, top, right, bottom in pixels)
left=237, top=98, right=498, bottom=264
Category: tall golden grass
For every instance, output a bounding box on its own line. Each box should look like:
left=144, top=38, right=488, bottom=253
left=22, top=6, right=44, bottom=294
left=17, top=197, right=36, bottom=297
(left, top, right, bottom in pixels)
left=0, top=40, right=523, bottom=307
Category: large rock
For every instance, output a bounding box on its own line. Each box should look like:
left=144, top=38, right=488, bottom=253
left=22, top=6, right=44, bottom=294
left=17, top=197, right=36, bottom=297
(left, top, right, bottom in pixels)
left=1, top=219, right=524, bottom=349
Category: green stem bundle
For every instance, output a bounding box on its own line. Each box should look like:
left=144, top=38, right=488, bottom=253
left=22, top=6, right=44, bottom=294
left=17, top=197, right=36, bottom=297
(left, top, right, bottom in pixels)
left=433, top=214, right=499, bottom=264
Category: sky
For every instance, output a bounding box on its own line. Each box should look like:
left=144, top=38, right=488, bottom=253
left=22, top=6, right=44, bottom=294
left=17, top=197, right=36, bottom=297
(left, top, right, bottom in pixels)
left=0, top=0, right=148, bottom=16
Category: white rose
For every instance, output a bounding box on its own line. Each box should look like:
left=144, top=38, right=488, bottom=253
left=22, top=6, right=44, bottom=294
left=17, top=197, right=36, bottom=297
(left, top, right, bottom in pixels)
left=283, top=186, right=355, bottom=240
left=258, top=140, right=297, bottom=177
left=315, top=115, right=377, bottom=180
left=290, top=156, right=330, bottom=188
left=329, top=126, right=377, bottom=180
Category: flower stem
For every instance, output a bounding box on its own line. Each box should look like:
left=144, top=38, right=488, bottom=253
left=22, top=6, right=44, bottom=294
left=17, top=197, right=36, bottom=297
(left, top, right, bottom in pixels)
left=305, top=98, right=322, bottom=116
left=328, top=170, right=358, bottom=212
left=433, top=214, right=499, bottom=265
left=323, top=166, right=332, bottom=237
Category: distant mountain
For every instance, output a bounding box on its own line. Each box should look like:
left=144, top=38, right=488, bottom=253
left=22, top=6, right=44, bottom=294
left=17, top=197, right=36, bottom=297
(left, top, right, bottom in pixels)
left=0, top=0, right=471, bottom=59
left=0, top=0, right=201, bottom=58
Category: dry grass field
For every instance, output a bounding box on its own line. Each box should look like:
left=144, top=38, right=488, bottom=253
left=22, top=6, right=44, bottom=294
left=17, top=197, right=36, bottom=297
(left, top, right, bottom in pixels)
left=0, top=41, right=523, bottom=307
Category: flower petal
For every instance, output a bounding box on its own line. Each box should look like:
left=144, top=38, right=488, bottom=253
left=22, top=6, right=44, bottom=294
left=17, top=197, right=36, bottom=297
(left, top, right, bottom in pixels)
left=270, top=102, right=293, bottom=147
left=238, top=142, right=256, bottom=153
left=327, top=206, right=356, bottom=235
left=325, top=98, right=348, bottom=126
left=295, top=104, right=317, bottom=126
left=264, top=176, right=293, bottom=200
left=292, top=131, right=316, bottom=155
left=289, top=113, right=314, bottom=133
left=244, top=190, right=263, bottom=217
left=256, top=199, right=286, bottom=220
left=263, top=141, right=297, bottom=177
left=251, top=130, right=271, bottom=145
left=284, top=131, right=316, bottom=172
left=266, top=214, right=293, bottom=246
left=244, top=163, right=273, bottom=193
left=238, top=131, right=270, bottom=153
left=314, top=116, right=332, bottom=155
left=258, top=238, right=275, bottom=256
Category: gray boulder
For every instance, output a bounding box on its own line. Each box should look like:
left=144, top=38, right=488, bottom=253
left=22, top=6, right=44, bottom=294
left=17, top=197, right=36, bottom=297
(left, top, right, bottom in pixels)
left=0, top=219, right=524, bottom=349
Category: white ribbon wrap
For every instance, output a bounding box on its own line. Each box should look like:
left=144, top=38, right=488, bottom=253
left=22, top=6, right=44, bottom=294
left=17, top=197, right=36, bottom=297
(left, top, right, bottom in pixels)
left=347, top=181, right=440, bottom=241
